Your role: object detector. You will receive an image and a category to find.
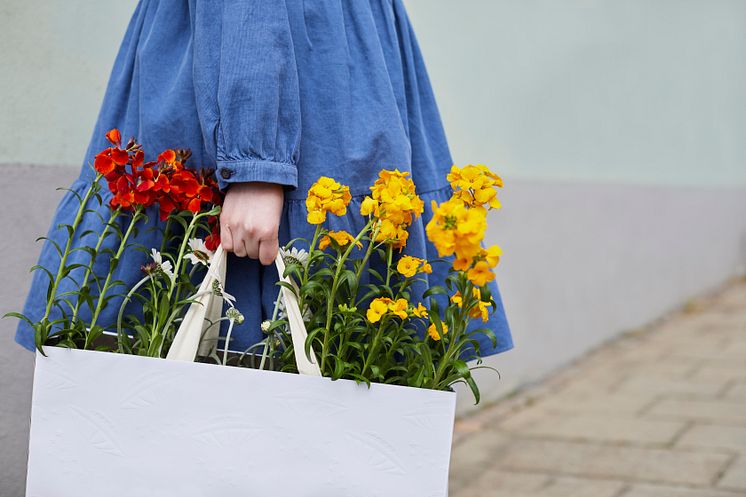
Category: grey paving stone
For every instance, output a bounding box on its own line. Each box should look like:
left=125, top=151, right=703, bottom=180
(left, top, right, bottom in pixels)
left=494, top=438, right=731, bottom=486
left=724, top=382, right=746, bottom=401
left=500, top=411, right=686, bottom=445
left=621, top=483, right=745, bottom=497
left=614, top=376, right=725, bottom=398
left=647, top=399, right=746, bottom=425
left=717, top=457, right=746, bottom=491
left=532, top=392, right=657, bottom=415
left=677, top=424, right=746, bottom=453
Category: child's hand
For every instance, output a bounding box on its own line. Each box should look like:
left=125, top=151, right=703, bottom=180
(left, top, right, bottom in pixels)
left=219, top=182, right=284, bottom=265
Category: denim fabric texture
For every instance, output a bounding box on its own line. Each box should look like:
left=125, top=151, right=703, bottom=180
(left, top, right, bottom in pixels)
left=16, top=0, right=513, bottom=356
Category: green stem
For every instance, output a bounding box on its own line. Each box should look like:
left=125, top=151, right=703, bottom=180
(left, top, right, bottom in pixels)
left=259, top=289, right=284, bottom=371
left=320, top=221, right=373, bottom=372
left=361, top=316, right=387, bottom=378
left=167, top=213, right=201, bottom=301
left=384, top=244, right=393, bottom=288
left=159, top=218, right=172, bottom=253
left=301, top=225, right=322, bottom=288
left=432, top=277, right=471, bottom=387
left=146, top=278, right=160, bottom=356
left=351, top=222, right=381, bottom=305
left=86, top=206, right=143, bottom=345
left=163, top=211, right=211, bottom=338
left=71, top=207, right=121, bottom=324
left=115, top=274, right=151, bottom=352
left=42, top=175, right=101, bottom=322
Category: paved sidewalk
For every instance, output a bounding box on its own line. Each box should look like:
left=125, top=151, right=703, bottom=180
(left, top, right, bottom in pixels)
left=450, top=280, right=746, bottom=497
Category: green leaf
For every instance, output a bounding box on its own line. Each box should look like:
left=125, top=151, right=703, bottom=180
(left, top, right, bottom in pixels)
left=2, top=311, right=34, bottom=326
left=453, top=359, right=480, bottom=404
left=423, top=286, right=448, bottom=298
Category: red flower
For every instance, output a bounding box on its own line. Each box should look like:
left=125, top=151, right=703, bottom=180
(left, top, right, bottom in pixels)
left=205, top=215, right=221, bottom=251
left=105, top=129, right=121, bottom=147
left=94, top=147, right=129, bottom=175
left=158, top=149, right=176, bottom=165
left=94, top=131, right=225, bottom=222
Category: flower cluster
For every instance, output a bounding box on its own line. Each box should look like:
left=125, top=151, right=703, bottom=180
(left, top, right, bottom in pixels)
left=319, top=230, right=362, bottom=250
left=427, top=322, right=449, bottom=341
left=306, top=177, right=352, bottom=224
left=365, top=297, right=427, bottom=323
left=447, top=164, right=503, bottom=210
left=451, top=287, right=491, bottom=322
left=454, top=245, right=502, bottom=286
left=425, top=164, right=503, bottom=286
left=425, top=198, right=487, bottom=259
left=94, top=129, right=222, bottom=222
left=360, top=170, right=424, bottom=250
left=396, top=255, right=432, bottom=278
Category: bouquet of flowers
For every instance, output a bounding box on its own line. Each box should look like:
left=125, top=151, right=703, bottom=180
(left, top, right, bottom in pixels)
left=8, top=129, right=226, bottom=358
left=270, top=166, right=504, bottom=403
left=8, top=129, right=506, bottom=404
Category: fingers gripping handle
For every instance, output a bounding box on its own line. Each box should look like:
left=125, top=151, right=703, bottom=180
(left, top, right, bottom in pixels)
left=166, top=244, right=322, bottom=377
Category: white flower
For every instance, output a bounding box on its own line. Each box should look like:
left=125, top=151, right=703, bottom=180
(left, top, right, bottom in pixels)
left=260, top=320, right=271, bottom=333
left=183, top=238, right=213, bottom=266
left=280, top=246, right=309, bottom=267
left=149, top=248, right=175, bottom=282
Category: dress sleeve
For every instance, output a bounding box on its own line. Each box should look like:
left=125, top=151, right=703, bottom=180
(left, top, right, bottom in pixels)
left=192, top=0, right=301, bottom=191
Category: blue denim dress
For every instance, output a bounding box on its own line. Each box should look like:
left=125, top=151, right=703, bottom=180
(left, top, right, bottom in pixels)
left=16, top=0, right=513, bottom=356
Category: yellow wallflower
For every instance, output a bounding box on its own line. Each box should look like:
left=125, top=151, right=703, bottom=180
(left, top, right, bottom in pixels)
left=447, top=164, right=503, bottom=210
left=451, top=289, right=490, bottom=322
left=389, top=298, right=409, bottom=319
left=362, top=169, right=424, bottom=249
left=427, top=322, right=449, bottom=341
left=425, top=197, right=486, bottom=260
left=452, top=257, right=470, bottom=272
left=360, top=196, right=377, bottom=216
left=396, top=255, right=431, bottom=278
left=411, top=302, right=428, bottom=318
left=318, top=230, right=362, bottom=250
left=452, top=245, right=501, bottom=273
left=306, top=177, right=352, bottom=225
left=450, top=291, right=464, bottom=307
left=472, top=299, right=490, bottom=322
left=467, top=260, right=495, bottom=287
left=483, top=245, right=502, bottom=267
left=366, top=297, right=393, bottom=323
left=366, top=297, right=410, bottom=323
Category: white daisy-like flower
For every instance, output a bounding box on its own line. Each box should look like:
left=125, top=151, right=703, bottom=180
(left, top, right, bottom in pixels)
left=280, top=246, right=309, bottom=267
left=147, top=248, right=175, bottom=282
left=183, top=238, right=213, bottom=266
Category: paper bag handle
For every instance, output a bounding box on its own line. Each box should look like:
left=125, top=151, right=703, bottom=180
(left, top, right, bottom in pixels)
left=166, top=245, right=227, bottom=362
left=166, top=245, right=322, bottom=377
left=274, top=253, right=322, bottom=376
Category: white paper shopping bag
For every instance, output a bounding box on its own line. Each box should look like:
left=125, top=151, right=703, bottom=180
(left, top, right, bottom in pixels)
left=26, top=252, right=457, bottom=497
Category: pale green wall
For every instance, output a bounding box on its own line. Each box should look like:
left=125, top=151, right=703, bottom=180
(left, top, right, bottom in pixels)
left=0, top=0, right=137, bottom=166
left=405, top=0, right=746, bottom=187
left=1, top=0, right=745, bottom=187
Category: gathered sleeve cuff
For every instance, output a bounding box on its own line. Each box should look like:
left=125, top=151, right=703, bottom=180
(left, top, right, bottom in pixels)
left=193, top=0, right=302, bottom=191
left=215, top=158, right=298, bottom=191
